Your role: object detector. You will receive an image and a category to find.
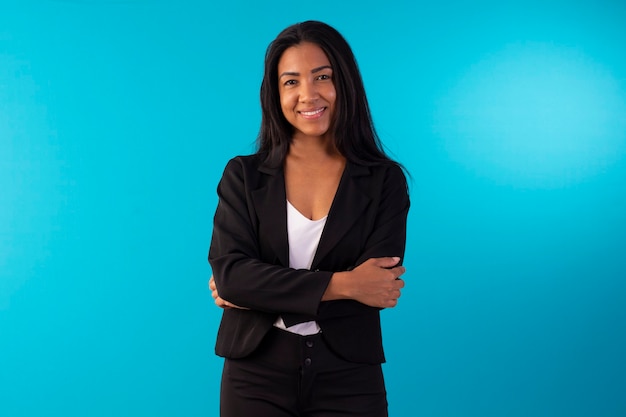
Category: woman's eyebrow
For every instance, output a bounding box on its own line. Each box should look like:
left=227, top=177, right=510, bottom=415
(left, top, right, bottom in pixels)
left=279, top=65, right=333, bottom=79
left=311, top=65, right=332, bottom=73
left=279, top=71, right=299, bottom=78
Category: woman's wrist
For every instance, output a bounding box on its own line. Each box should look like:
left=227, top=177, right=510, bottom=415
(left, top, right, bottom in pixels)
left=322, top=271, right=352, bottom=301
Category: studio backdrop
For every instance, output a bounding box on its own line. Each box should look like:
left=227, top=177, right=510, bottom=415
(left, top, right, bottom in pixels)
left=1, top=1, right=625, bottom=416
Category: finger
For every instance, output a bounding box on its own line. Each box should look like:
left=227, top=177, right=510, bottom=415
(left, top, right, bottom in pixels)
left=387, top=299, right=398, bottom=308
left=372, top=256, right=402, bottom=269
left=215, top=297, right=231, bottom=309
left=223, top=299, right=242, bottom=309
left=389, top=266, right=406, bottom=279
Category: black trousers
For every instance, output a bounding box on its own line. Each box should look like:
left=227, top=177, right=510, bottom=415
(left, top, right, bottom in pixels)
left=220, top=327, right=388, bottom=417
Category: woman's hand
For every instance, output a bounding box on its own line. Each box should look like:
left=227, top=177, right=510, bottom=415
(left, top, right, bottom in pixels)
left=208, top=275, right=248, bottom=309
left=323, top=257, right=406, bottom=308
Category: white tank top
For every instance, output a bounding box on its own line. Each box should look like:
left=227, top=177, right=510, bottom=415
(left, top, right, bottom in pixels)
left=273, top=200, right=327, bottom=335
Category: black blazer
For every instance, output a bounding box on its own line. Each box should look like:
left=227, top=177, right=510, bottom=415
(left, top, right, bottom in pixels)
left=209, top=153, right=409, bottom=364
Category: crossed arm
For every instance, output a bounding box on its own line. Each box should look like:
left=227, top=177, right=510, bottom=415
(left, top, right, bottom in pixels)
left=208, top=158, right=410, bottom=313
left=209, top=256, right=406, bottom=310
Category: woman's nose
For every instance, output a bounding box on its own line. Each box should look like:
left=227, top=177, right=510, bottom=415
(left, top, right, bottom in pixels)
left=299, top=80, right=319, bottom=102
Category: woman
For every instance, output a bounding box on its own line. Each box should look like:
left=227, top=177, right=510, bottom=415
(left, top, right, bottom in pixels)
left=208, top=20, right=410, bottom=417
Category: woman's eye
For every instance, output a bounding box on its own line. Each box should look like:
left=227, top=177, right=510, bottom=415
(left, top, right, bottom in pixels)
left=317, top=74, right=331, bottom=80
left=284, top=79, right=297, bottom=86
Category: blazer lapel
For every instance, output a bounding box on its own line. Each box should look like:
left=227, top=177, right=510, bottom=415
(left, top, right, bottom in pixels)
left=312, top=162, right=371, bottom=267
left=251, top=165, right=290, bottom=267
left=251, top=161, right=372, bottom=270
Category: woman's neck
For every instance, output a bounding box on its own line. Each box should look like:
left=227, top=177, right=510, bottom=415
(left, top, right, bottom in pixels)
left=288, top=135, right=343, bottom=163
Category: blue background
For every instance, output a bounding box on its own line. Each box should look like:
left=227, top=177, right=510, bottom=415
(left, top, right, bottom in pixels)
left=2, top=1, right=625, bottom=416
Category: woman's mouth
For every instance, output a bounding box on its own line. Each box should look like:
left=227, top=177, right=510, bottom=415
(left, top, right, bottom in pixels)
left=299, top=107, right=326, bottom=119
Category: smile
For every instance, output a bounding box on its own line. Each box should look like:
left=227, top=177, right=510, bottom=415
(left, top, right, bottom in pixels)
left=299, top=107, right=326, bottom=119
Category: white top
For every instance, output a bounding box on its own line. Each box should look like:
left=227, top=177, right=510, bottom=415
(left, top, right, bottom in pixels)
left=273, top=200, right=327, bottom=335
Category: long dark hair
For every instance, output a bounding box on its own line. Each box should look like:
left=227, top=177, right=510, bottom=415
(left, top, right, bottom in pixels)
left=257, top=21, right=398, bottom=168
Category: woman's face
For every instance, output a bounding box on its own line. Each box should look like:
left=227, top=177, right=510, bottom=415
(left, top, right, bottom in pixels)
left=277, top=42, right=336, bottom=141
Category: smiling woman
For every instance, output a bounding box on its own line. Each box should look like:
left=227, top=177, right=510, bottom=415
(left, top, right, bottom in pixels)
left=278, top=42, right=336, bottom=141
left=207, top=20, right=410, bottom=417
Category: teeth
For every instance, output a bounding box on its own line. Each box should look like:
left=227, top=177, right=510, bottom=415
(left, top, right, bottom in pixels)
left=301, top=108, right=324, bottom=116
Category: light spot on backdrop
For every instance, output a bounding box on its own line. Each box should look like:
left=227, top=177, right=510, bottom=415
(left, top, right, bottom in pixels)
left=434, top=42, right=626, bottom=188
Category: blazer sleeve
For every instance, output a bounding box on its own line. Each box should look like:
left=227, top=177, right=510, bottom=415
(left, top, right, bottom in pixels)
left=355, top=163, right=410, bottom=266
left=208, top=157, right=333, bottom=315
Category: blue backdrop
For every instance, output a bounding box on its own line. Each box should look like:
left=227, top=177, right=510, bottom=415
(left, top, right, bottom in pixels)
left=1, top=1, right=625, bottom=416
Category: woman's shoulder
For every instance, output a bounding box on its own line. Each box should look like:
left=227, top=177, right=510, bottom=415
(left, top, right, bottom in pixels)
left=221, top=152, right=279, bottom=181
left=226, top=152, right=262, bottom=164
left=223, top=152, right=268, bottom=170
left=350, top=160, right=409, bottom=199
left=351, top=159, right=407, bottom=180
